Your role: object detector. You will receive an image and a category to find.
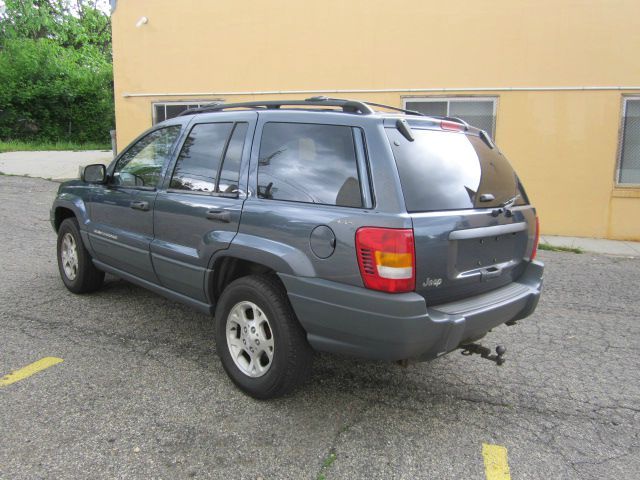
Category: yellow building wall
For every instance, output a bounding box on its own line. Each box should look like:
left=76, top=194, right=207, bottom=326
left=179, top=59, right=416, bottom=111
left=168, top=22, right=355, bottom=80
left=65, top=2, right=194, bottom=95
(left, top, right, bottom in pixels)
left=495, top=90, right=623, bottom=239
left=111, top=0, right=640, bottom=240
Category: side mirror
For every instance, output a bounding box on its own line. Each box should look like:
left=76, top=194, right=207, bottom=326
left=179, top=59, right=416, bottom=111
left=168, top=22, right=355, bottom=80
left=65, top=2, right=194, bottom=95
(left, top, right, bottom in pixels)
left=82, top=164, right=107, bottom=184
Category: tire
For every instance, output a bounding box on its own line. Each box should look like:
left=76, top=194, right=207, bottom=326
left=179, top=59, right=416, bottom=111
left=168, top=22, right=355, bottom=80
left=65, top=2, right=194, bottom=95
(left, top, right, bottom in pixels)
left=214, top=274, right=313, bottom=399
left=57, top=218, right=105, bottom=294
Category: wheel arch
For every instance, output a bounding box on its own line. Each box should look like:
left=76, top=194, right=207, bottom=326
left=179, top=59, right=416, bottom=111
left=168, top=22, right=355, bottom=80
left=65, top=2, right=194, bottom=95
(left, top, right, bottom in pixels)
left=206, top=234, right=316, bottom=304
left=208, top=256, right=279, bottom=304
left=53, top=206, right=76, bottom=232
left=52, top=195, right=90, bottom=232
left=52, top=195, right=95, bottom=255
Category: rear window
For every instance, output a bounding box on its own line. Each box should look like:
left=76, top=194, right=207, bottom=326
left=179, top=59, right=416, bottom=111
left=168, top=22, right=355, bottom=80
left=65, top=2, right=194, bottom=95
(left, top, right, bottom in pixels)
left=386, top=128, right=518, bottom=212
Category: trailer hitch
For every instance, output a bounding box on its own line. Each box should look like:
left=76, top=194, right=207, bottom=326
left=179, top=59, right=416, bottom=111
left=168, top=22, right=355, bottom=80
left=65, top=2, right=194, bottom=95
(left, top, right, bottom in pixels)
left=460, top=343, right=507, bottom=366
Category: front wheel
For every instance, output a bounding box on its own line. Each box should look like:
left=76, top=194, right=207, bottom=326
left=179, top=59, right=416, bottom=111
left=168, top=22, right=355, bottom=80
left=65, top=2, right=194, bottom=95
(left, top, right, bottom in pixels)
left=57, top=218, right=104, bottom=293
left=214, top=275, right=313, bottom=399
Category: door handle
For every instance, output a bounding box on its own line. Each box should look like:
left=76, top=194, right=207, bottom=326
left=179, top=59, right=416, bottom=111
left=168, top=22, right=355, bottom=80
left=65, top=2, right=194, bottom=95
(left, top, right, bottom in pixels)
left=481, top=266, right=503, bottom=281
left=130, top=200, right=150, bottom=211
left=206, top=209, right=231, bottom=223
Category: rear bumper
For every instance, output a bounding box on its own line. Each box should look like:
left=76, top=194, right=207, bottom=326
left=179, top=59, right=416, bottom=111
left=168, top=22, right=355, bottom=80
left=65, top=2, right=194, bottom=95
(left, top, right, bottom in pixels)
left=279, top=260, right=543, bottom=362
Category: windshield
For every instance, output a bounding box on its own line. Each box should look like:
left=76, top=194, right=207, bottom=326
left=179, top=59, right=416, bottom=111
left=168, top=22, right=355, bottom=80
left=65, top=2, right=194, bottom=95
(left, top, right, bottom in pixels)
left=386, top=128, right=518, bottom=212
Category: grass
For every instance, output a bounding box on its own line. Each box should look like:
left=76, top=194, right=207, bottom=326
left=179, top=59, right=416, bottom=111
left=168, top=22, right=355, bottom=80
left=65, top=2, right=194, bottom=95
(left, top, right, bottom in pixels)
left=0, top=170, right=28, bottom=177
left=316, top=452, right=337, bottom=480
left=0, top=140, right=111, bottom=153
left=538, top=243, right=583, bottom=254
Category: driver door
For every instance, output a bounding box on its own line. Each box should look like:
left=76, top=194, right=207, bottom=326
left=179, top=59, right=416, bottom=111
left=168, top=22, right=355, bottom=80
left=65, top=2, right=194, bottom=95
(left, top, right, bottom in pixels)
left=88, top=125, right=183, bottom=283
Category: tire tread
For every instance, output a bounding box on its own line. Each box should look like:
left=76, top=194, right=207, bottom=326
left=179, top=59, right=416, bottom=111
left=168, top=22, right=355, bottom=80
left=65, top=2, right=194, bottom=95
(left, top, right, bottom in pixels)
left=215, top=274, right=313, bottom=399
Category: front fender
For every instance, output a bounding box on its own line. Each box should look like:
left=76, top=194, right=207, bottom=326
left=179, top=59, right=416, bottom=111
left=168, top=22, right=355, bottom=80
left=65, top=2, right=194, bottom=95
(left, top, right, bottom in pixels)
left=51, top=187, right=94, bottom=254
left=51, top=193, right=90, bottom=231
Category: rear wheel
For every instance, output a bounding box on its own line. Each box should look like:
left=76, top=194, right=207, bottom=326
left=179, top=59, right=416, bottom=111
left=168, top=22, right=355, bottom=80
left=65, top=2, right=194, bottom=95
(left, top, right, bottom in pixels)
left=214, top=275, right=313, bottom=399
left=57, top=218, right=104, bottom=293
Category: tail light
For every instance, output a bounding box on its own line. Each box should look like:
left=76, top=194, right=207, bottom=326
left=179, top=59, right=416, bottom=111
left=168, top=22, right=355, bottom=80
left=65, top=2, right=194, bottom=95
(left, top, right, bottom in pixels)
left=356, top=227, right=415, bottom=293
left=531, top=216, right=540, bottom=260
left=440, top=120, right=465, bottom=132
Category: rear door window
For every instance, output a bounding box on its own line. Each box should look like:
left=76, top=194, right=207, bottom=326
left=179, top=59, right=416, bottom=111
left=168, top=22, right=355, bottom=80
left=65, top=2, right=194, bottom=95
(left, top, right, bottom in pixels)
left=170, top=123, right=234, bottom=193
left=257, top=122, right=363, bottom=208
left=217, top=123, right=248, bottom=194
left=386, top=128, right=518, bottom=212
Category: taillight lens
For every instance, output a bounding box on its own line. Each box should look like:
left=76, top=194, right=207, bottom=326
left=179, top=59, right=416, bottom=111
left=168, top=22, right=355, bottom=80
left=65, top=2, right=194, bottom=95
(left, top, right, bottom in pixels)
left=531, top=216, right=540, bottom=260
left=356, top=227, right=415, bottom=293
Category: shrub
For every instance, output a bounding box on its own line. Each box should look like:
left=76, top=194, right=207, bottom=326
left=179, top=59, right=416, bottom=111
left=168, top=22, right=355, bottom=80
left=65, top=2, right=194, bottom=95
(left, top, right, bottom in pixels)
left=0, top=1, right=114, bottom=143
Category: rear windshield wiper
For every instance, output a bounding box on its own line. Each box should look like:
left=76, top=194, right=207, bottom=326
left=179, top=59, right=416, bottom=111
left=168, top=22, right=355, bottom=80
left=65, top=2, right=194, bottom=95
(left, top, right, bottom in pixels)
left=487, top=194, right=521, bottom=217
left=501, top=194, right=520, bottom=208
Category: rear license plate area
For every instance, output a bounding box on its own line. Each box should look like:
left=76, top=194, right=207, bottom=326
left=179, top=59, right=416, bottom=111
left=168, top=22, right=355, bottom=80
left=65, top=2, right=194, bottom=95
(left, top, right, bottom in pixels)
left=455, top=233, right=521, bottom=272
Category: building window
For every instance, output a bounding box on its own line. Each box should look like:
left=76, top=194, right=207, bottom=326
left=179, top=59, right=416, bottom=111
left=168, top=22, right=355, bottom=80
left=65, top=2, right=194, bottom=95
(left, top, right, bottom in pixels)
left=403, top=97, right=497, bottom=139
left=618, top=98, right=640, bottom=185
left=152, top=102, right=217, bottom=124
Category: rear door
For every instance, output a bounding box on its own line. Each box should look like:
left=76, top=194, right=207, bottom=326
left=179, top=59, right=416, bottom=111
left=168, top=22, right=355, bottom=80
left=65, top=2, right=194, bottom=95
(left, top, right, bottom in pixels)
left=239, top=113, right=375, bottom=288
left=386, top=122, right=537, bottom=305
left=150, top=112, right=256, bottom=301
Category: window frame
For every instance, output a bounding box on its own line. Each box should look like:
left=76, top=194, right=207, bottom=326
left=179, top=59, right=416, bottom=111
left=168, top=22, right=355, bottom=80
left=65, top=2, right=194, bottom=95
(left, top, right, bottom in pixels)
left=167, top=121, right=247, bottom=198
left=616, top=96, right=640, bottom=187
left=216, top=122, right=250, bottom=196
left=109, top=124, right=184, bottom=191
left=402, top=96, right=498, bottom=139
left=255, top=121, right=370, bottom=209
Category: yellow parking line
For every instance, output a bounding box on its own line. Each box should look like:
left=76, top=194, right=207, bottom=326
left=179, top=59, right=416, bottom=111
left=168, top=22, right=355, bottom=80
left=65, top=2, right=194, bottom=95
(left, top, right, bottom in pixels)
left=0, top=357, right=64, bottom=387
left=482, top=443, right=511, bottom=480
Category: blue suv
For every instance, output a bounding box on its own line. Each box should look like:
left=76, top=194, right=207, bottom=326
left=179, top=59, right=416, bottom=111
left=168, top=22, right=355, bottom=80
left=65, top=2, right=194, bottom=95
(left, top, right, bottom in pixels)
left=51, top=98, right=543, bottom=398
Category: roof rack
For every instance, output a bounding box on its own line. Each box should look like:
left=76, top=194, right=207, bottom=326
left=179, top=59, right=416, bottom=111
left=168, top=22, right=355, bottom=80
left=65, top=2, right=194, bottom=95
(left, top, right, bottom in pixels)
left=177, top=97, right=469, bottom=124
left=359, top=101, right=425, bottom=117
left=179, top=97, right=376, bottom=116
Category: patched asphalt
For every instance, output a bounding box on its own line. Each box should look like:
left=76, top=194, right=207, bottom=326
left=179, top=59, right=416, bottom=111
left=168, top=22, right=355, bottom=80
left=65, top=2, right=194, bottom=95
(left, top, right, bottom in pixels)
left=1, top=175, right=639, bottom=479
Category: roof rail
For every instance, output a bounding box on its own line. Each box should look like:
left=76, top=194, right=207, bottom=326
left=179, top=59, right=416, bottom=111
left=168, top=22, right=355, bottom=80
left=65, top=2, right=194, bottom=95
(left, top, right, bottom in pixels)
left=177, top=97, right=469, bottom=122
left=359, top=101, right=425, bottom=117
left=179, top=96, right=375, bottom=116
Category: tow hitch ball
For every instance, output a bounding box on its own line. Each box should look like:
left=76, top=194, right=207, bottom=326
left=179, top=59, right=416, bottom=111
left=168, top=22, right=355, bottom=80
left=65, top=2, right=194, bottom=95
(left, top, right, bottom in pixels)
left=460, top=343, right=507, bottom=366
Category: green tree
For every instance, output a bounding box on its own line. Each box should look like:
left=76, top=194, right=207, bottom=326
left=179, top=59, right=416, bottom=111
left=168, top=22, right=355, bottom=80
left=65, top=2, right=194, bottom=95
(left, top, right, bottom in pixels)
left=0, top=0, right=114, bottom=143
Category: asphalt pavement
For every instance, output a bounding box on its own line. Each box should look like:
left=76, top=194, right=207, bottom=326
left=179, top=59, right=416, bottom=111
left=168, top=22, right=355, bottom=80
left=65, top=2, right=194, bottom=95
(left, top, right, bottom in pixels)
left=1, top=176, right=639, bottom=479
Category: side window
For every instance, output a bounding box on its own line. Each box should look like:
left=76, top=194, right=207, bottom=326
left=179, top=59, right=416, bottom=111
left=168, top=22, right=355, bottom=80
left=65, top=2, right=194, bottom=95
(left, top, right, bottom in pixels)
left=113, top=126, right=182, bottom=188
left=257, top=122, right=363, bottom=207
left=218, top=123, right=248, bottom=193
left=170, top=123, right=234, bottom=192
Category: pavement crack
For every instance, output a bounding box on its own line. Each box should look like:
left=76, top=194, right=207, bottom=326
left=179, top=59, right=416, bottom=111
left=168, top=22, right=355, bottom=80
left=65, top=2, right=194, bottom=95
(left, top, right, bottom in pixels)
left=314, top=401, right=372, bottom=480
